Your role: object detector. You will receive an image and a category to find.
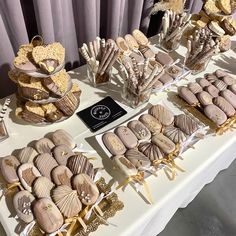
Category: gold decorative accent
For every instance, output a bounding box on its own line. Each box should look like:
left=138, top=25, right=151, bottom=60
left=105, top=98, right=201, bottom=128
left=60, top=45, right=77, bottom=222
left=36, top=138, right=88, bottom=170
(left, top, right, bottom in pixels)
left=27, top=177, right=124, bottom=236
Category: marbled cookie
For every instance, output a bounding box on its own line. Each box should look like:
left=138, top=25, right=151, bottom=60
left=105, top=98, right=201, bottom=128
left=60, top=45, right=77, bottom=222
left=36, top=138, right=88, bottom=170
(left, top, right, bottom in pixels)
left=197, top=91, right=213, bottom=106
left=220, top=89, right=236, bottom=108
left=51, top=129, right=76, bottom=149
left=35, top=137, right=55, bottom=154
left=213, top=96, right=235, bottom=117
left=67, top=154, right=94, bottom=179
left=35, top=153, right=58, bottom=179
left=52, top=185, right=82, bottom=218
left=33, top=176, right=54, bottom=198
left=102, top=132, right=126, bottom=155
left=114, top=126, right=138, bottom=149
left=204, top=104, right=227, bottom=126
left=33, top=198, right=64, bottom=234
left=18, top=163, right=41, bottom=192
left=0, top=155, right=20, bottom=184
left=138, top=141, right=163, bottom=161
left=196, top=78, right=211, bottom=88
left=73, top=173, right=99, bottom=205
left=51, top=165, right=73, bottom=187
left=113, top=155, right=138, bottom=177
left=204, top=85, right=219, bottom=98
left=13, top=190, right=35, bottom=223
left=125, top=149, right=151, bottom=169
left=53, top=144, right=74, bottom=166
left=174, top=114, right=199, bottom=135
left=149, top=104, right=174, bottom=126
left=127, top=120, right=151, bottom=140
left=213, top=80, right=227, bottom=91
left=18, top=147, right=38, bottom=163
left=139, top=114, right=162, bottom=134
left=151, top=133, right=175, bottom=154
left=188, top=82, right=203, bottom=94
left=178, top=86, right=199, bottom=106
left=163, top=126, right=187, bottom=144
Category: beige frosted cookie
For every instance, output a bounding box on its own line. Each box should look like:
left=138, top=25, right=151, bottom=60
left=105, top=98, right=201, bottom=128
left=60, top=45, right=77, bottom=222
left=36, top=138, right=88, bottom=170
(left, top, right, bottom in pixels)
left=25, top=101, right=45, bottom=117
left=204, top=0, right=221, bottom=15
left=32, top=42, right=65, bottom=65
left=218, top=0, right=232, bottom=14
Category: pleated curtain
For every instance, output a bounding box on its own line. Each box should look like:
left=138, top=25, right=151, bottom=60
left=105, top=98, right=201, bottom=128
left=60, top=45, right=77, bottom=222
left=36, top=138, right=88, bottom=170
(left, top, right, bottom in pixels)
left=0, top=0, right=202, bottom=98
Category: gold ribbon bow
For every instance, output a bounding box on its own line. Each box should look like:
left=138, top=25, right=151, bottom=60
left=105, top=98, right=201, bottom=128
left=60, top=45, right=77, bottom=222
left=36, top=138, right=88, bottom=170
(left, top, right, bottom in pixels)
left=116, top=172, right=154, bottom=204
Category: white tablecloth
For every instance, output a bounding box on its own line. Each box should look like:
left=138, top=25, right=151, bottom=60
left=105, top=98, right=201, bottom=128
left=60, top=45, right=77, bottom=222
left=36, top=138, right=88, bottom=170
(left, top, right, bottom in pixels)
left=0, top=37, right=236, bottom=236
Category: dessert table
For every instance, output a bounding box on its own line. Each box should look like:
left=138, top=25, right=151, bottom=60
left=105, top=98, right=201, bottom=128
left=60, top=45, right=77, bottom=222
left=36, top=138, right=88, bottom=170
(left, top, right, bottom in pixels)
left=0, top=36, right=236, bottom=236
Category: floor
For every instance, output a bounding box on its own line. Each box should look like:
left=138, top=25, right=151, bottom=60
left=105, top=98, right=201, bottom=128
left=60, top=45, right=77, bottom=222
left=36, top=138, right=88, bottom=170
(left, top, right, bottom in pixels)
left=159, top=158, right=236, bottom=236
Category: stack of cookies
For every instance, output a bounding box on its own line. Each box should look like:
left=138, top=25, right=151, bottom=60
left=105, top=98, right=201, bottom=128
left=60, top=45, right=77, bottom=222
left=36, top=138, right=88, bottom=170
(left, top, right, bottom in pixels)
left=0, top=129, right=123, bottom=235
left=190, top=0, right=236, bottom=52
left=9, top=41, right=81, bottom=124
left=178, top=69, right=236, bottom=132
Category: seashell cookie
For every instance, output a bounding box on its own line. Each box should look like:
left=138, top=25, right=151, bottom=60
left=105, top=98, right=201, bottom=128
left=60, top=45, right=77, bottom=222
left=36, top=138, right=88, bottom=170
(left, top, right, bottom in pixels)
left=54, top=91, right=78, bottom=116
left=52, top=185, right=82, bottom=218
left=0, top=155, right=20, bottom=184
left=18, top=147, right=38, bottom=164
left=163, top=126, right=187, bottom=144
left=213, top=96, right=235, bottom=117
left=13, top=190, right=35, bottom=223
left=174, top=114, right=199, bottom=135
left=139, top=114, right=162, bottom=135
left=67, top=154, right=94, bottom=179
left=73, top=174, right=99, bottom=206
left=51, top=129, right=76, bottom=149
left=149, top=104, right=174, bottom=126
left=151, top=133, right=175, bottom=154
left=102, top=132, right=126, bottom=156
left=113, top=155, right=138, bottom=177
left=35, top=153, right=58, bottom=180
left=18, top=163, right=41, bottom=192
left=53, top=144, right=74, bottom=166
left=125, top=148, right=151, bottom=169
left=33, top=176, right=54, bottom=199
left=127, top=120, right=151, bottom=140
left=33, top=198, right=64, bottom=234
left=114, top=126, right=138, bottom=149
left=138, top=141, right=163, bottom=161
left=42, top=70, right=70, bottom=97
left=51, top=165, right=73, bottom=187
left=35, top=137, right=55, bottom=154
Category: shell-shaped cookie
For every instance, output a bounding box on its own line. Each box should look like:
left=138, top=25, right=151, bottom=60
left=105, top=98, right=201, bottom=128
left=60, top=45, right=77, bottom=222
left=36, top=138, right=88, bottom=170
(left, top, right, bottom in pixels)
left=52, top=144, right=74, bottom=166
left=13, top=190, right=35, bottom=223
left=102, top=132, right=127, bottom=155
left=33, top=198, right=64, bottom=234
left=0, top=155, right=20, bottom=184
left=138, top=141, right=163, bottom=161
left=35, top=137, right=55, bottom=154
left=52, top=185, right=82, bottom=218
left=127, top=120, right=151, bottom=140
left=33, top=176, right=54, bottom=199
left=113, top=155, right=138, bottom=177
left=149, top=104, right=174, bottom=126
left=18, top=163, right=41, bottom=192
left=114, top=126, right=138, bottom=149
left=51, top=129, right=76, bottom=149
left=73, top=174, right=99, bottom=206
left=18, top=147, right=38, bottom=163
left=51, top=165, right=73, bottom=187
left=163, top=126, right=187, bottom=144
left=174, top=114, right=199, bottom=135
left=188, top=82, right=203, bottom=94
left=213, top=80, right=227, bottom=91
left=213, top=96, right=235, bottom=117
left=138, top=114, right=162, bottom=134
left=125, top=148, right=151, bottom=169
left=67, top=154, right=94, bottom=179
left=35, top=153, right=58, bottom=180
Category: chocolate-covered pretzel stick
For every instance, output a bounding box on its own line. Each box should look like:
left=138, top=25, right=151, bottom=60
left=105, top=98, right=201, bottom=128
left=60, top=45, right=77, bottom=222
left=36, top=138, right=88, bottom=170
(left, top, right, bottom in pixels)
left=104, top=49, right=119, bottom=74
left=100, top=48, right=117, bottom=75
